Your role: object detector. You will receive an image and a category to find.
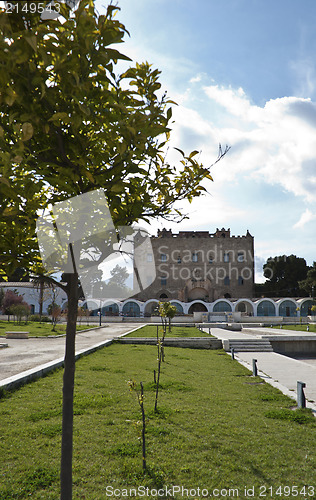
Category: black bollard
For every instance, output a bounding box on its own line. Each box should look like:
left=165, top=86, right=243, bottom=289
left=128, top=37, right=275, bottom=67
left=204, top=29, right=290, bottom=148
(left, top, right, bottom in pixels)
left=297, top=381, right=306, bottom=408
left=252, top=359, right=258, bottom=377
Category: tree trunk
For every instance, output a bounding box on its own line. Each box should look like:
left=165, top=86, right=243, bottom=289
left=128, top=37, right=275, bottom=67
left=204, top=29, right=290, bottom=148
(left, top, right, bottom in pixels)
left=39, top=280, right=44, bottom=320
left=60, top=272, right=79, bottom=500
left=140, top=382, right=146, bottom=472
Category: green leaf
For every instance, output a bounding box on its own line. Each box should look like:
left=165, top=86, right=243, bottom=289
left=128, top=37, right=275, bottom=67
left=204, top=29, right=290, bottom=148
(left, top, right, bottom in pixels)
left=111, top=182, right=125, bottom=193
left=48, top=112, right=70, bottom=123
left=25, top=35, right=37, bottom=52
left=189, top=150, right=199, bottom=159
left=174, top=147, right=185, bottom=157
left=78, top=102, right=91, bottom=115
left=0, top=177, right=10, bottom=187
left=21, top=123, right=34, bottom=142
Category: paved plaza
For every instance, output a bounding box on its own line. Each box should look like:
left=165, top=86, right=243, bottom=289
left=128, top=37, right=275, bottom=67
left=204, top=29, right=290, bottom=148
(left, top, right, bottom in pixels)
left=209, top=326, right=316, bottom=412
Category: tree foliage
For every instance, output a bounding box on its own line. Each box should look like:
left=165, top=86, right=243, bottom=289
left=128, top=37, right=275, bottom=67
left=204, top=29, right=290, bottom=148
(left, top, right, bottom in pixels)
left=2, top=288, right=29, bottom=314
left=0, top=1, right=228, bottom=497
left=258, top=255, right=309, bottom=297
left=299, top=261, right=316, bottom=296
left=0, top=1, right=224, bottom=282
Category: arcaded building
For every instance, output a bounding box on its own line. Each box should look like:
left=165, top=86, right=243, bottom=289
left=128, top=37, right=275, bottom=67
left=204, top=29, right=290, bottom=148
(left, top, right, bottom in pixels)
left=134, top=228, right=254, bottom=303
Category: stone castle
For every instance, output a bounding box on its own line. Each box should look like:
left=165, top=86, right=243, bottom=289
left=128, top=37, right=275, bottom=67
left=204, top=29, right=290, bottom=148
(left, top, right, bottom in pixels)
left=134, top=227, right=254, bottom=304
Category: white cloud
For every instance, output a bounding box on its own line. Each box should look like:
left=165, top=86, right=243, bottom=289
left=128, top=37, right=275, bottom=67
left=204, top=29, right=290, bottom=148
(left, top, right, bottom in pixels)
left=189, top=75, right=202, bottom=84
left=290, top=57, right=316, bottom=98
left=169, top=81, right=316, bottom=205
left=293, top=209, right=316, bottom=229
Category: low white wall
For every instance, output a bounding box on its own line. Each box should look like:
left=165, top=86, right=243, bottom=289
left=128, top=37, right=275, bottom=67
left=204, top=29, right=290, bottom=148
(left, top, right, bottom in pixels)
left=150, top=315, right=194, bottom=323
left=241, top=316, right=283, bottom=324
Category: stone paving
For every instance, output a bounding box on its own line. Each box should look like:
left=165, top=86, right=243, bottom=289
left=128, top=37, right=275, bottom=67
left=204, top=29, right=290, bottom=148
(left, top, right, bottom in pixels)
left=0, top=324, right=141, bottom=382
left=208, top=326, right=316, bottom=412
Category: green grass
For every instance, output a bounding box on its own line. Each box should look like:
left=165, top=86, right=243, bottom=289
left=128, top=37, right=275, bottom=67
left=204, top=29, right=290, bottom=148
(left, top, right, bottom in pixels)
left=125, top=325, right=212, bottom=337
left=1, top=343, right=316, bottom=498
left=272, top=324, right=316, bottom=333
left=0, top=320, right=92, bottom=337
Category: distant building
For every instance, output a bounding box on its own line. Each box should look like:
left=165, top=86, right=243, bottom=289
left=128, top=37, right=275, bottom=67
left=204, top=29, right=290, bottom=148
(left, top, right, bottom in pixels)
left=133, top=228, right=255, bottom=306
left=0, top=282, right=67, bottom=315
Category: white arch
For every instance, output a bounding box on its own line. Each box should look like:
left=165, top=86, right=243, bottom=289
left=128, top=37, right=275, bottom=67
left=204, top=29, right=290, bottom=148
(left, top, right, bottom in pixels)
left=297, top=297, right=314, bottom=316
left=255, top=298, right=276, bottom=317
left=233, top=298, right=255, bottom=315
left=101, top=298, right=121, bottom=307
left=170, top=300, right=185, bottom=313
left=82, top=299, right=99, bottom=311
left=296, top=298, right=311, bottom=305
left=187, top=300, right=210, bottom=314
left=122, top=299, right=143, bottom=315
left=144, top=299, right=159, bottom=315
left=276, top=298, right=298, bottom=317
left=211, top=299, right=232, bottom=313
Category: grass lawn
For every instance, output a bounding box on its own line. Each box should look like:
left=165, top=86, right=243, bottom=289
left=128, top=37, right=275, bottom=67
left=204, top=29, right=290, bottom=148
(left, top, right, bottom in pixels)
left=272, top=324, right=316, bottom=333
left=125, top=325, right=212, bottom=338
left=0, top=320, right=91, bottom=337
left=0, top=343, right=316, bottom=499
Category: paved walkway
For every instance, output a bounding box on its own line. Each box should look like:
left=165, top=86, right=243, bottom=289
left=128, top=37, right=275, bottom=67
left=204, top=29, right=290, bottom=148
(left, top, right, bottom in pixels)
left=0, top=324, right=142, bottom=387
left=207, top=326, right=316, bottom=412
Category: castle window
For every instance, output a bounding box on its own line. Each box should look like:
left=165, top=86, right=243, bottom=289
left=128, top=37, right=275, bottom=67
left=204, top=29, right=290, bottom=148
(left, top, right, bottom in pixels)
left=160, top=253, right=167, bottom=262
left=209, top=257, right=213, bottom=264
left=224, top=253, right=229, bottom=263
left=177, top=256, right=182, bottom=264
left=237, top=252, right=245, bottom=262
left=160, top=277, right=167, bottom=286
left=192, top=252, right=198, bottom=262
left=224, top=276, right=230, bottom=286
left=238, top=276, right=244, bottom=286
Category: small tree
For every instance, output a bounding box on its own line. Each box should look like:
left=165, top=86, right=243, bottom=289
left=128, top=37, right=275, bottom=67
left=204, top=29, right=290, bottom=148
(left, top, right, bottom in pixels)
left=2, top=290, right=26, bottom=320
left=159, top=301, right=177, bottom=333
left=154, top=301, right=177, bottom=412
left=51, top=304, right=62, bottom=331
left=10, top=303, right=31, bottom=324
left=77, top=306, right=86, bottom=325
left=0, top=288, right=4, bottom=311
left=128, top=380, right=147, bottom=472
left=47, top=286, right=62, bottom=331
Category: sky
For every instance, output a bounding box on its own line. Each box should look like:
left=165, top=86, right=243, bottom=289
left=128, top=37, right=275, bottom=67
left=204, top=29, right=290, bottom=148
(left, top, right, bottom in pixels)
left=97, top=1, right=315, bottom=281
left=93, top=0, right=316, bottom=283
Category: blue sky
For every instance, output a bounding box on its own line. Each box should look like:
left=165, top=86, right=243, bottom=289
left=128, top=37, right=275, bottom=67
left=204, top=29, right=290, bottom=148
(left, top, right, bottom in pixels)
left=95, top=0, right=316, bottom=282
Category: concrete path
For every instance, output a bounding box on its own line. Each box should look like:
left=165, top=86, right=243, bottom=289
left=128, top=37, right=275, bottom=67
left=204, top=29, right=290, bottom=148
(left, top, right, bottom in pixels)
left=0, top=324, right=143, bottom=388
left=208, top=327, right=316, bottom=412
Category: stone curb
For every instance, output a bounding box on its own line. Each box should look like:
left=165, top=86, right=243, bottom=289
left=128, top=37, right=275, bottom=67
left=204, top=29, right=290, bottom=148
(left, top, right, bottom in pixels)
left=0, top=326, right=142, bottom=392
left=115, top=337, right=222, bottom=349
left=0, top=338, right=113, bottom=392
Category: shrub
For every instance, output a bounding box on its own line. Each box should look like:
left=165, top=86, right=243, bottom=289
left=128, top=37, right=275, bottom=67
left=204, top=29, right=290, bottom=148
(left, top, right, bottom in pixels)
left=9, top=303, right=30, bottom=324
left=29, top=315, right=50, bottom=323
